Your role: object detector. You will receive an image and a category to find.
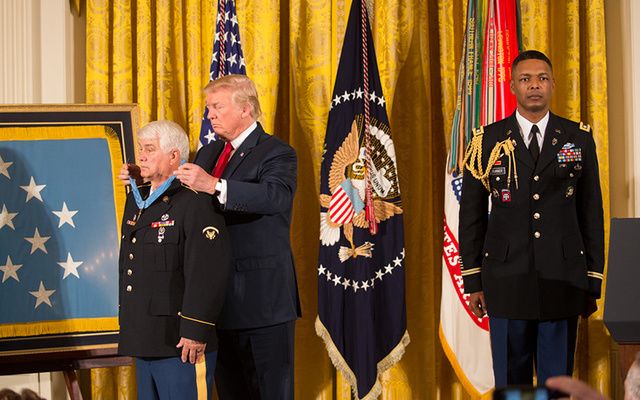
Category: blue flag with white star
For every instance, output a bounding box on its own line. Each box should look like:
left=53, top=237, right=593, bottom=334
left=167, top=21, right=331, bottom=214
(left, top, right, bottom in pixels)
left=198, top=0, right=247, bottom=147
left=0, top=126, right=121, bottom=338
left=316, top=0, right=409, bottom=398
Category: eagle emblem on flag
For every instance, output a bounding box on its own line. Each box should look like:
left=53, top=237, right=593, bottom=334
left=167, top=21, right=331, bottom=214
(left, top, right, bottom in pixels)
left=319, top=119, right=402, bottom=262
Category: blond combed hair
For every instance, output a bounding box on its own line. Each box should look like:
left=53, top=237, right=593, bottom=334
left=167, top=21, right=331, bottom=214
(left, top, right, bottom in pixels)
left=204, top=74, right=262, bottom=120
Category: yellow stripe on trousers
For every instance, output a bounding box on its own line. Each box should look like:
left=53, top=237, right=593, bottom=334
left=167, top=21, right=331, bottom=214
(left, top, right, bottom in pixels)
left=195, top=356, right=208, bottom=400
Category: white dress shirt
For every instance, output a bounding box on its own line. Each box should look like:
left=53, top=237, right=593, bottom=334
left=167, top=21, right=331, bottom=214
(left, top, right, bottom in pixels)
left=515, top=109, right=549, bottom=151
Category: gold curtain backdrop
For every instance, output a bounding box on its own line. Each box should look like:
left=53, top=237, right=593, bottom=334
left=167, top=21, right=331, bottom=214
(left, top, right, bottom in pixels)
left=85, top=0, right=613, bottom=398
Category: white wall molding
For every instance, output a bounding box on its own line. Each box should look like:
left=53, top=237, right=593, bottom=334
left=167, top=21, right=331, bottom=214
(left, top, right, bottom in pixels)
left=0, top=0, right=83, bottom=104
left=0, top=0, right=38, bottom=103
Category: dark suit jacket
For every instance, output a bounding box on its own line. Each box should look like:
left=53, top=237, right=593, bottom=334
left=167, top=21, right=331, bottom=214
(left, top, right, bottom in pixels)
left=459, top=112, right=604, bottom=320
left=194, top=123, right=301, bottom=330
left=118, top=179, right=231, bottom=357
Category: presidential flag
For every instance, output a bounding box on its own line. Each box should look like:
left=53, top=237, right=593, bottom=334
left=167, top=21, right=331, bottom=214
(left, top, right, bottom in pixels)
left=198, top=0, right=247, bottom=147
left=440, top=0, right=520, bottom=396
left=0, top=126, right=122, bottom=339
left=316, top=0, right=409, bottom=398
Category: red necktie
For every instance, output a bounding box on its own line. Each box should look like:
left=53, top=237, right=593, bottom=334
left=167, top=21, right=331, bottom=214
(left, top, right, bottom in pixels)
left=211, top=142, right=234, bottom=178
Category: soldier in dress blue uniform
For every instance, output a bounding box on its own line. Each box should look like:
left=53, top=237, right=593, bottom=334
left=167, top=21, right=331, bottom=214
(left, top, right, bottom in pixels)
left=118, top=120, right=231, bottom=399
left=459, top=50, right=605, bottom=388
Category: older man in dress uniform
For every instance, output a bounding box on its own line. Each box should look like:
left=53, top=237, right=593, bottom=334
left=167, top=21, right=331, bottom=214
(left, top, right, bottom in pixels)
left=118, top=120, right=231, bottom=399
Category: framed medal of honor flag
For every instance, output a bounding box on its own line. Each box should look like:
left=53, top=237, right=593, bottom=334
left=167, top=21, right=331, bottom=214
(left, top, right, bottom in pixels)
left=0, top=105, right=137, bottom=372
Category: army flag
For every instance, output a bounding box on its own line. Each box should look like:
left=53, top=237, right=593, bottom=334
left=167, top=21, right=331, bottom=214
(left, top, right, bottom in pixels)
left=0, top=126, right=122, bottom=339
left=316, top=0, right=409, bottom=398
left=198, top=0, right=247, bottom=147
left=440, top=0, right=520, bottom=396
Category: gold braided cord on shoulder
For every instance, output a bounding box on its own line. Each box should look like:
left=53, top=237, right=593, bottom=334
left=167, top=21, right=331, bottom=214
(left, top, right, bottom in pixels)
left=462, top=127, right=518, bottom=192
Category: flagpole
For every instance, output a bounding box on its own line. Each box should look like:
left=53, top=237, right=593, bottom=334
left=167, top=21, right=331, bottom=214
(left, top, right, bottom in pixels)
left=217, top=0, right=226, bottom=76
left=360, top=0, right=377, bottom=235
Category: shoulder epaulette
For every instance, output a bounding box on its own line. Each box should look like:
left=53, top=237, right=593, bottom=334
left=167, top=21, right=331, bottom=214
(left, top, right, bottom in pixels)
left=579, top=122, right=591, bottom=132
left=181, top=183, right=199, bottom=193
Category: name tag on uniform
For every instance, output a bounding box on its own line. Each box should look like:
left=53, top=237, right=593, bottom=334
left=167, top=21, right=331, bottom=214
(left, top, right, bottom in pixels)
left=490, top=166, right=506, bottom=176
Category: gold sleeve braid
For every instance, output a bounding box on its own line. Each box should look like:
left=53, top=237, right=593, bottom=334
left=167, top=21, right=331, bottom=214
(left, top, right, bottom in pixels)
left=462, top=127, right=519, bottom=191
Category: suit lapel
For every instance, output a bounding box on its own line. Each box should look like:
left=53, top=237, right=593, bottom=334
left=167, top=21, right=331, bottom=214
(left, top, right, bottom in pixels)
left=535, top=113, right=565, bottom=173
left=197, top=140, right=225, bottom=173
left=222, top=124, right=265, bottom=179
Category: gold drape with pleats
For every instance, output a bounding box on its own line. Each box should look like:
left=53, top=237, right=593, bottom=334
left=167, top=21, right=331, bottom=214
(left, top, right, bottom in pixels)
left=85, top=0, right=613, bottom=398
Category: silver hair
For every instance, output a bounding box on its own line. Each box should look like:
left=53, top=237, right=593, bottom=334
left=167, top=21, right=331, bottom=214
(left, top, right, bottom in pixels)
left=626, top=353, right=640, bottom=400
left=137, top=120, right=189, bottom=163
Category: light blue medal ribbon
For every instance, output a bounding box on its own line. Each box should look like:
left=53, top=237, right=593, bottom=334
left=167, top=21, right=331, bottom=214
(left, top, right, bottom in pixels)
left=129, top=175, right=177, bottom=211
left=128, top=160, right=186, bottom=218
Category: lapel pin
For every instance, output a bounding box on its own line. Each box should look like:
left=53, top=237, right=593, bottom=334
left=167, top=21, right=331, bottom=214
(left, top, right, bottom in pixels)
left=506, top=129, right=512, bottom=136
left=552, top=138, right=558, bottom=146
left=555, top=128, right=561, bottom=134
left=162, top=196, right=169, bottom=203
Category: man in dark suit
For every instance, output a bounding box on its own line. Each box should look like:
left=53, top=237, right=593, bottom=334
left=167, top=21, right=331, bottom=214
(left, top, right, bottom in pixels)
left=118, top=120, right=231, bottom=399
left=459, top=50, right=604, bottom=387
left=174, top=75, right=300, bottom=400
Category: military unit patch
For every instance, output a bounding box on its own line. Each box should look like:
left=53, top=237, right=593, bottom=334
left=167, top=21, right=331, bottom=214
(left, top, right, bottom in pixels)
left=501, top=189, right=511, bottom=203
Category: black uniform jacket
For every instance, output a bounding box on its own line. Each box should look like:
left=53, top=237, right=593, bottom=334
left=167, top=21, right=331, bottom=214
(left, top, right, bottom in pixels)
left=118, top=179, right=231, bottom=357
left=459, top=112, right=604, bottom=320
left=194, top=123, right=301, bottom=330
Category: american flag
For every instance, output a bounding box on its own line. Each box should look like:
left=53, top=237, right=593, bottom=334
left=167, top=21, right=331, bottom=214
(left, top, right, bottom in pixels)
left=198, top=0, right=247, bottom=147
left=0, top=127, right=120, bottom=339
